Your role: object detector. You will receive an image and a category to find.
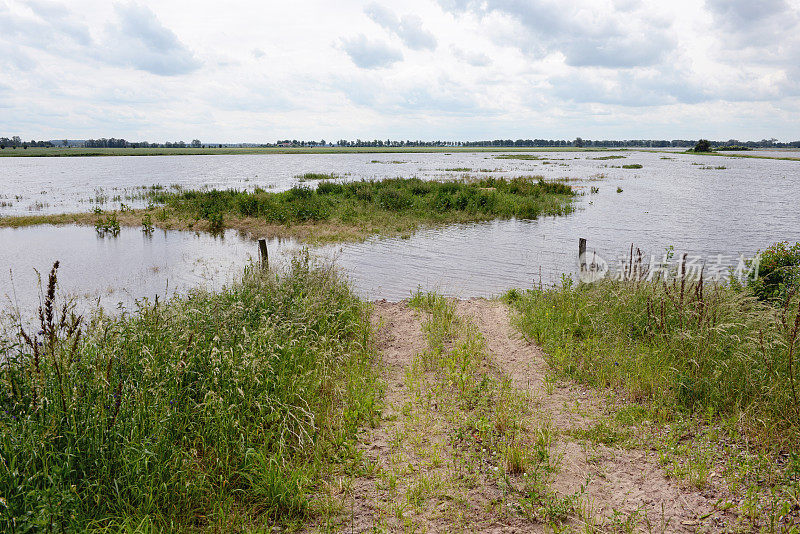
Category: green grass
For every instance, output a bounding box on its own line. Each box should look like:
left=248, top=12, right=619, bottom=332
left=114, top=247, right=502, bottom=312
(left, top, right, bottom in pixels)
left=620, top=164, right=643, bottom=169
left=675, top=150, right=800, bottom=162
left=505, top=276, right=800, bottom=529
left=0, top=177, right=575, bottom=243
left=296, top=172, right=339, bottom=181
left=494, top=155, right=542, bottom=160
left=0, top=257, right=381, bottom=531
left=151, top=176, right=575, bottom=230
left=505, top=277, right=800, bottom=448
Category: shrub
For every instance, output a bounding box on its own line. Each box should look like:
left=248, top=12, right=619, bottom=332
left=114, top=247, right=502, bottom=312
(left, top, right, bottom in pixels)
left=693, top=139, right=711, bottom=152
left=749, top=241, right=800, bottom=303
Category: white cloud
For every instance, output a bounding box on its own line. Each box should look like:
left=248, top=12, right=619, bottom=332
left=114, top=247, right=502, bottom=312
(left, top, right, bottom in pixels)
left=451, top=46, right=491, bottom=66
left=101, top=3, right=200, bottom=75
left=439, top=0, right=676, bottom=68
left=340, top=34, right=403, bottom=69
left=0, top=0, right=798, bottom=141
left=365, top=3, right=438, bottom=51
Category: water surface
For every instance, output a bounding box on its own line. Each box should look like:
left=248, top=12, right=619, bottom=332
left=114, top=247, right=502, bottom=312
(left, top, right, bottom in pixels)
left=1, top=150, right=799, bottom=316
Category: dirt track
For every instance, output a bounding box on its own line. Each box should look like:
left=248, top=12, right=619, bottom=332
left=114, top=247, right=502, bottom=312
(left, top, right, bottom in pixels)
left=311, top=299, right=727, bottom=532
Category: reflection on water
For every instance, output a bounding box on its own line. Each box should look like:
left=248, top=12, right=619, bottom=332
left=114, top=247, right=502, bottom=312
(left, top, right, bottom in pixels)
left=1, top=150, right=799, bottom=316
left=0, top=226, right=280, bottom=315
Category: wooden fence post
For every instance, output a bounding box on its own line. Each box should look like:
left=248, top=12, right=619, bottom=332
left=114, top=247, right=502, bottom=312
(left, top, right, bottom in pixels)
left=258, top=239, right=268, bottom=270
left=578, top=238, right=587, bottom=273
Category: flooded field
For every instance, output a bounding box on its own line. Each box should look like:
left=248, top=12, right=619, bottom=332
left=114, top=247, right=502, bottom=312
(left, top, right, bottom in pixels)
left=1, top=149, right=799, bottom=315
left=3, top=148, right=794, bottom=216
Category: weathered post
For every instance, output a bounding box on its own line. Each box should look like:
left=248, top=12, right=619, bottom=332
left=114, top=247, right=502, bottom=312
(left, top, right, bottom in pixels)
left=578, top=238, right=587, bottom=273
left=258, top=239, right=268, bottom=270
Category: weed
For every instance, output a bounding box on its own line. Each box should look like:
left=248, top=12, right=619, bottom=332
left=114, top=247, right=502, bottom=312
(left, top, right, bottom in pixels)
left=94, top=210, right=120, bottom=236
left=141, top=213, right=154, bottom=234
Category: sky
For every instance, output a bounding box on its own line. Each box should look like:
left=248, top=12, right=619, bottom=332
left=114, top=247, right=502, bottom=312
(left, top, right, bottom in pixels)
left=1, top=0, right=799, bottom=143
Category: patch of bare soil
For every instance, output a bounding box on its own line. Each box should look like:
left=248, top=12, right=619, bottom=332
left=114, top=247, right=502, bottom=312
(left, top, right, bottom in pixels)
left=309, top=300, right=547, bottom=533
left=457, top=299, right=728, bottom=532
left=310, top=299, right=733, bottom=532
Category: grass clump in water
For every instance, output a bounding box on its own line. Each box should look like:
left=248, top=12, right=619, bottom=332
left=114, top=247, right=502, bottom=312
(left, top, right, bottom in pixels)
left=0, top=258, right=380, bottom=531
left=494, top=154, right=541, bottom=160
left=297, top=172, right=337, bottom=181
left=151, top=176, right=575, bottom=231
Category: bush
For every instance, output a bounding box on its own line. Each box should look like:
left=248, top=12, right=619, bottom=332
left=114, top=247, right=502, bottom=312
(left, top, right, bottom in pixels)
left=749, top=241, right=800, bottom=302
left=693, top=139, right=711, bottom=152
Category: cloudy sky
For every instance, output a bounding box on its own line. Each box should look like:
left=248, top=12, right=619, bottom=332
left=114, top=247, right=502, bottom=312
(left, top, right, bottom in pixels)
left=1, top=0, right=799, bottom=142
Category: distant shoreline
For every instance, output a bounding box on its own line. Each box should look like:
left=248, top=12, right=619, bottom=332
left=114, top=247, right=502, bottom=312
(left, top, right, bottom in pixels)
left=1, top=146, right=799, bottom=161
left=0, top=146, right=620, bottom=157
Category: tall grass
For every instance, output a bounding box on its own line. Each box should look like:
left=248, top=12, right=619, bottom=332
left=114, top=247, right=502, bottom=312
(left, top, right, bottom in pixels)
left=149, top=176, right=574, bottom=228
left=0, top=258, right=380, bottom=531
left=506, top=277, right=800, bottom=448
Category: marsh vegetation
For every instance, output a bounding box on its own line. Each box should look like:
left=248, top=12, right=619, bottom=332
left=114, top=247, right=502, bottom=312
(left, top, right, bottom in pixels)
left=1, top=177, right=575, bottom=244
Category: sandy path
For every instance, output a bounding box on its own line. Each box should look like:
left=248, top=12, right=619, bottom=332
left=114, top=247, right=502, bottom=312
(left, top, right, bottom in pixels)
left=457, top=299, right=723, bottom=532
left=319, top=300, right=549, bottom=533
left=341, top=300, right=431, bottom=532
left=310, top=299, right=727, bottom=532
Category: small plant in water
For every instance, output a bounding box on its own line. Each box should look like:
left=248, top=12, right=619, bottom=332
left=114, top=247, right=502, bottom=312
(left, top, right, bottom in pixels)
left=142, top=213, right=154, bottom=234
left=94, top=210, right=120, bottom=237
left=616, top=187, right=623, bottom=193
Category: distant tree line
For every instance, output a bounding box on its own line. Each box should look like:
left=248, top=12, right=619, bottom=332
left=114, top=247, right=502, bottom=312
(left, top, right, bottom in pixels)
left=84, top=138, right=202, bottom=148
left=0, top=136, right=54, bottom=149
left=323, top=138, right=800, bottom=149
left=3, top=135, right=800, bottom=150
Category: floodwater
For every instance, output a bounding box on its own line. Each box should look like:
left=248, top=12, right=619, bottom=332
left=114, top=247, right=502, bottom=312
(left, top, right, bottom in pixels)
left=5, top=148, right=790, bottom=216
left=1, top=150, right=799, bottom=316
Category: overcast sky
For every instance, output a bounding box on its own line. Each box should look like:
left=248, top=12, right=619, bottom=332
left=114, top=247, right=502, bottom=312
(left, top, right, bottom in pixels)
left=1, top=0, right=799, bottom=142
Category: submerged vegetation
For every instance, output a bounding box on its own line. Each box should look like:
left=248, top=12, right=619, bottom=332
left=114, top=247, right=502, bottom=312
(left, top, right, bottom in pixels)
left=0, top=177, right=575, bottom=243
left=0, top=259, right=380, bottom=531
left=147, top=177, right=574, bottom=242
left=154, top=177, right=573, bottom=223
left=494, top=154, right=541, bottom=160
